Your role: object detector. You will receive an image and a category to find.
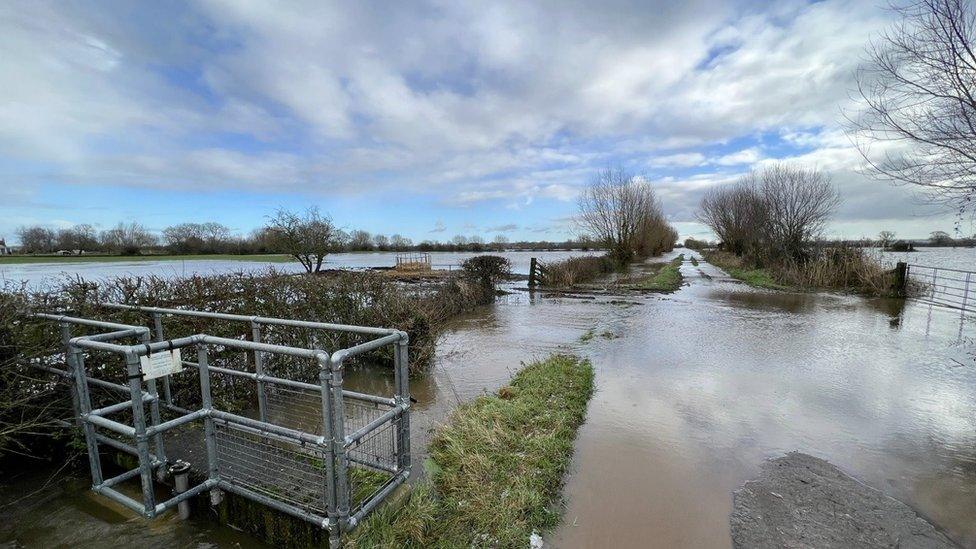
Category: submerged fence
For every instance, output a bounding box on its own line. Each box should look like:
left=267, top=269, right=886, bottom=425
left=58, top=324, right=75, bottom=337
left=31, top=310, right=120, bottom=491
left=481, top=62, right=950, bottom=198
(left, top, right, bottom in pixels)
left=29, top=304, right=411, bottom=547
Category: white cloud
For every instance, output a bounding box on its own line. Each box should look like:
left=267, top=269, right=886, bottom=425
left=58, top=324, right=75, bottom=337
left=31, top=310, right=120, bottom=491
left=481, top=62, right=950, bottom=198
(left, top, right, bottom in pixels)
left=0, top=0, right=952, bottom=236
left=712, top=147, right=764, bottom=166
left=649, top=152, right=706, bottom=168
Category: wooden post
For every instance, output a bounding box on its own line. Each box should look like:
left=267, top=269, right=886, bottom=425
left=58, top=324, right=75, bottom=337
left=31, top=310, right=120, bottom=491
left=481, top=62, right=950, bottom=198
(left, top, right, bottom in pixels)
left=894, top=262, right=907, bottom=296
left=528, top=257, right=538, bottom=288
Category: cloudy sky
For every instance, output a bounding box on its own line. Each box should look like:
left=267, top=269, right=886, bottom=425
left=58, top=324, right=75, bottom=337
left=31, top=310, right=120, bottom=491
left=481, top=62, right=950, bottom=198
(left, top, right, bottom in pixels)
left=1, top=0, right=971, bottom=243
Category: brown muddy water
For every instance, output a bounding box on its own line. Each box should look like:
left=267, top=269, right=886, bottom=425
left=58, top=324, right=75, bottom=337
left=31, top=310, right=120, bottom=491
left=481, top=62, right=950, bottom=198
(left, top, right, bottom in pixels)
left=2, top=250, right=974, bottom=548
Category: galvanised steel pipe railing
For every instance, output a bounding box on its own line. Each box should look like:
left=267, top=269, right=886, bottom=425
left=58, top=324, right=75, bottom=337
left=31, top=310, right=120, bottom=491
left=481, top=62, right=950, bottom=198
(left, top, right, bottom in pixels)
left=29, top=306, right=411, bottom=547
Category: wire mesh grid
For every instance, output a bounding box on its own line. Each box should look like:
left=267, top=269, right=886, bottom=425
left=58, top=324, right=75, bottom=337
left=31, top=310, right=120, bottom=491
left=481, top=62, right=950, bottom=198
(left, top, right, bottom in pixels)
left=347, top=415, right=398, bottom=471
left=266, top=384, right=323, bottom=432
left=344, top=399, right=399, bottom=512
left=214, top=421, right=329, bottom=515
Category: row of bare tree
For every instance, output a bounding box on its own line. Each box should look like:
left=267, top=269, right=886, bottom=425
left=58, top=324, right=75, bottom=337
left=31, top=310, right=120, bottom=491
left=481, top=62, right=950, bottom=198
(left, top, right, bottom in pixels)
left=13, top=216, right=591, bottom=260
left=697, top=164, right=840, bottom=263
left=577, top=167, right=678, bottom=262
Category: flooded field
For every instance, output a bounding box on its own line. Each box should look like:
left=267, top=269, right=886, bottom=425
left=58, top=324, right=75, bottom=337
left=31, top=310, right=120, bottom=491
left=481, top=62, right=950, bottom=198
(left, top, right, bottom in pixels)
left=0, top=250, right=598, bottom=289
left=875, top=245, right=976, bottom=270
left=1, top=249, right=974, bottom=547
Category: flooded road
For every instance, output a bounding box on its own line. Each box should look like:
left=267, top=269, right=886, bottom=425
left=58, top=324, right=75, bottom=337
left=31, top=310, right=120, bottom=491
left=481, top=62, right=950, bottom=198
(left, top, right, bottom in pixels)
left=548, top=253, right=975, bottom=547
left=2, top=250, right=973, bottom=547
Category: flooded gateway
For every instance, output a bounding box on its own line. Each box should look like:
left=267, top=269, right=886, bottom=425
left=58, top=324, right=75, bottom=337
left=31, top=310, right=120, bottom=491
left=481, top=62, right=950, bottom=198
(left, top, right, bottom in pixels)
left=2, top=250, right=974, bottom=547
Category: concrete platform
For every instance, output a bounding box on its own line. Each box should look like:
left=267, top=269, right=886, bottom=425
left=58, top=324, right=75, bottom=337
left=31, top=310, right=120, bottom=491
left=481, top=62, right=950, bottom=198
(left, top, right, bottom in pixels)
left=731, top=452, right=958, bottom=549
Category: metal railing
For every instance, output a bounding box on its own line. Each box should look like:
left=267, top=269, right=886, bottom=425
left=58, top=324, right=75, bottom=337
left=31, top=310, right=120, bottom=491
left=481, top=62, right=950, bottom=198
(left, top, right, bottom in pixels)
left=905, top=264, right=974, bottom=315
left=30, top=304, right=412, bottom=547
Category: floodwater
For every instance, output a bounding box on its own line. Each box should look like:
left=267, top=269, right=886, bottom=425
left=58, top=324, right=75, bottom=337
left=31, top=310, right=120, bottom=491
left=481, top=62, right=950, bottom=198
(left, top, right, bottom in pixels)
left=874, top=245, right=976, bottom=270
left=0, top=249, right=599, bottom=289
left=2, top=249, right=974, bottom=547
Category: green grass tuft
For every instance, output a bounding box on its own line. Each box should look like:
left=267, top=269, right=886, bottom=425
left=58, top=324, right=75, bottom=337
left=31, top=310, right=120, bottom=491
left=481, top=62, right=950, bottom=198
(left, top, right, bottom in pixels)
left=723, top=266, right=786, bottom=290
left=638, top=254, right=684, bottom=292
left=346, top=354, right=595, bottom=548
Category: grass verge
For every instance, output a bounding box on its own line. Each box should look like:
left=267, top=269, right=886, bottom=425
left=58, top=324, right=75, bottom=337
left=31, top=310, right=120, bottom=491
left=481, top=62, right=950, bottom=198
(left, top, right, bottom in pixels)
left=703, top=251, right=788, bottom=290
left=346, top=354, right=595, bottom=548
left=638, top=254, right=684, bottom=291
left=723, top=266, right=785, bottom=290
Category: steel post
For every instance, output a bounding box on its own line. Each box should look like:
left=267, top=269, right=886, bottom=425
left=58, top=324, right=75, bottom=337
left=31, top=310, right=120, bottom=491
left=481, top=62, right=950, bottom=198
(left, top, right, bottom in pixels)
left=197, top=345, right=222, bottom=505
left=251, top=321, right=269, bottom=422
left=169, top=460, right=192, bottom=520
left=72, top=348, right=103, bottom=486
left=152, top=313, right=174, bottom=406
left=59, top=324, right=82, bottom=426
left=329, top=353, right=351, bottom=532
left=124, top=351, right=157, bottom=517
left=393, top=335, right=411, bottom=473
left=317, top=353, right=341, bottom=548
left=140, top=331, right=168, bottom=476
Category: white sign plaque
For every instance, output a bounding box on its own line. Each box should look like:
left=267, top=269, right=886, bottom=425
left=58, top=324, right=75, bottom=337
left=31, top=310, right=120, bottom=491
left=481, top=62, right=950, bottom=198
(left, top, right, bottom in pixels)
left=140, top=348, right=183, bottom=380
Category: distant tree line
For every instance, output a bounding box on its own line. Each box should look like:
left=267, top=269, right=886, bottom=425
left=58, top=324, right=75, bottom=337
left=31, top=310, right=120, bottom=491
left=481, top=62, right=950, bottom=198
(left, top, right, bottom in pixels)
left=12, top=217, right=597, bottom=258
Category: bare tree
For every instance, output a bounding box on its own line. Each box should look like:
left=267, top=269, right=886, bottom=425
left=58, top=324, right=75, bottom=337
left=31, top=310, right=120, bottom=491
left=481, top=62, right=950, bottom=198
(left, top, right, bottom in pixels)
left=697, top=164, right=838, bottom=262
left=930, top=229, right=955, bottom=245
left=265, top=207, right=342, bottom=273
left=348, top=230, right=373, bottom=251
left=578, top=167, right=676, bottom=261
left=850, top=0, right=976, bottom=211
left=760, top=164, right=840, bottom=261
left=877, top=230, right=896, bottom=248
left=15, top=226, right=56, bottom=254
left=697, top=175, right=768, bottom=256
left=99, top=222, right=157, bottom=255
left=389, top=234, right=412, bottom=251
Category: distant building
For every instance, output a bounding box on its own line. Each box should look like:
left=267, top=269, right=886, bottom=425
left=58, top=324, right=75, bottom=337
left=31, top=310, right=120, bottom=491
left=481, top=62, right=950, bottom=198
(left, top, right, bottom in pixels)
left=0, top=239, right=9, bottom=255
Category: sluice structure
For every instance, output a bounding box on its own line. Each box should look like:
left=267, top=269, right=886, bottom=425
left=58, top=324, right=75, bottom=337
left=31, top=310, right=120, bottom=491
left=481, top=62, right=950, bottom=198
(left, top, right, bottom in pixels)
left=29, top=304, right=411, bottom=547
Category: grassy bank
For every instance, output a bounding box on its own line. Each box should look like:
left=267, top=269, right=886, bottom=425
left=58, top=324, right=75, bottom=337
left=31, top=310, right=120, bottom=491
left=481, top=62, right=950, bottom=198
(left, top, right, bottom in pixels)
left=539, top=255, right=618, bottom=287
left=347, top=354, right=595, bottom=548
left=704, top=249, right=898, bottom=295
left=0, top=253, right=292, bottom=264
left=637, top=254, right=684, bottom=291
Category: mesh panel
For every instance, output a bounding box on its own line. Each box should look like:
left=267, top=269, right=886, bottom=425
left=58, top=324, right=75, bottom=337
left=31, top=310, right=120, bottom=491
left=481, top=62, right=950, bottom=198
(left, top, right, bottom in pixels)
left=266, top=384, right=323, bottom=432
left=214, top=421, right=329, bottom=515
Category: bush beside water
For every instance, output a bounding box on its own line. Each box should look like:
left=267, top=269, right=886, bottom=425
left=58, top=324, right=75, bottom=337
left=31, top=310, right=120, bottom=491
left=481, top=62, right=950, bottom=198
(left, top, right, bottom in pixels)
left=0, top=256, right=512, bottom=462
left=706, top=247, right=901, bottom=296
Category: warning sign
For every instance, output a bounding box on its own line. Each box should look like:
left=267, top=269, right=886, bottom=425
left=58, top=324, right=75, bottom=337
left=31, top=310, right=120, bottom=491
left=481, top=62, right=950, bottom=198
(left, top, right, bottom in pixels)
left=140, top=349, right=183, bottom=380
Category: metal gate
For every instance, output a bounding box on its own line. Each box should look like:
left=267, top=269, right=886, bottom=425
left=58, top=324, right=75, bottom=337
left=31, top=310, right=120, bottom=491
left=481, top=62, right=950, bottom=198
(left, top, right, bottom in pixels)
left=31, top=304, right=411, bottom=546
left=906, top=264, right=974, bottom=315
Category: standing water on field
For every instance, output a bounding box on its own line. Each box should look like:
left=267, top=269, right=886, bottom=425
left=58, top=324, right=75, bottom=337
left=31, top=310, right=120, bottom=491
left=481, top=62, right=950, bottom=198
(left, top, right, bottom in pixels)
left=2, top=249, right=974, bottom=547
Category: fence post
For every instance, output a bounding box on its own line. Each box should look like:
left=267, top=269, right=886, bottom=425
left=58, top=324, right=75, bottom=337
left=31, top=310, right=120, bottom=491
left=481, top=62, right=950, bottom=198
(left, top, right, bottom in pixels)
left=71, top=347, right=103, bottom=487
left=329, top=353, right=351, bottom=532
left=394, top=334, right=411, bottom=474
left=895, top=262, right=908, bottom=296
left=529, top=257, right=538, bottom=288
left=251, top=321, right=269, bottom=422
left=151, top=313, right=173, bottom=407
left=124, top=350, right=157, bottom=517
left=197, top=345, right=222, bottom=506
left=140, top=328, right=168, bottom=478
left=59, top=323, right=82, bottom=426
left=316, top=353, right=340, bottom=547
